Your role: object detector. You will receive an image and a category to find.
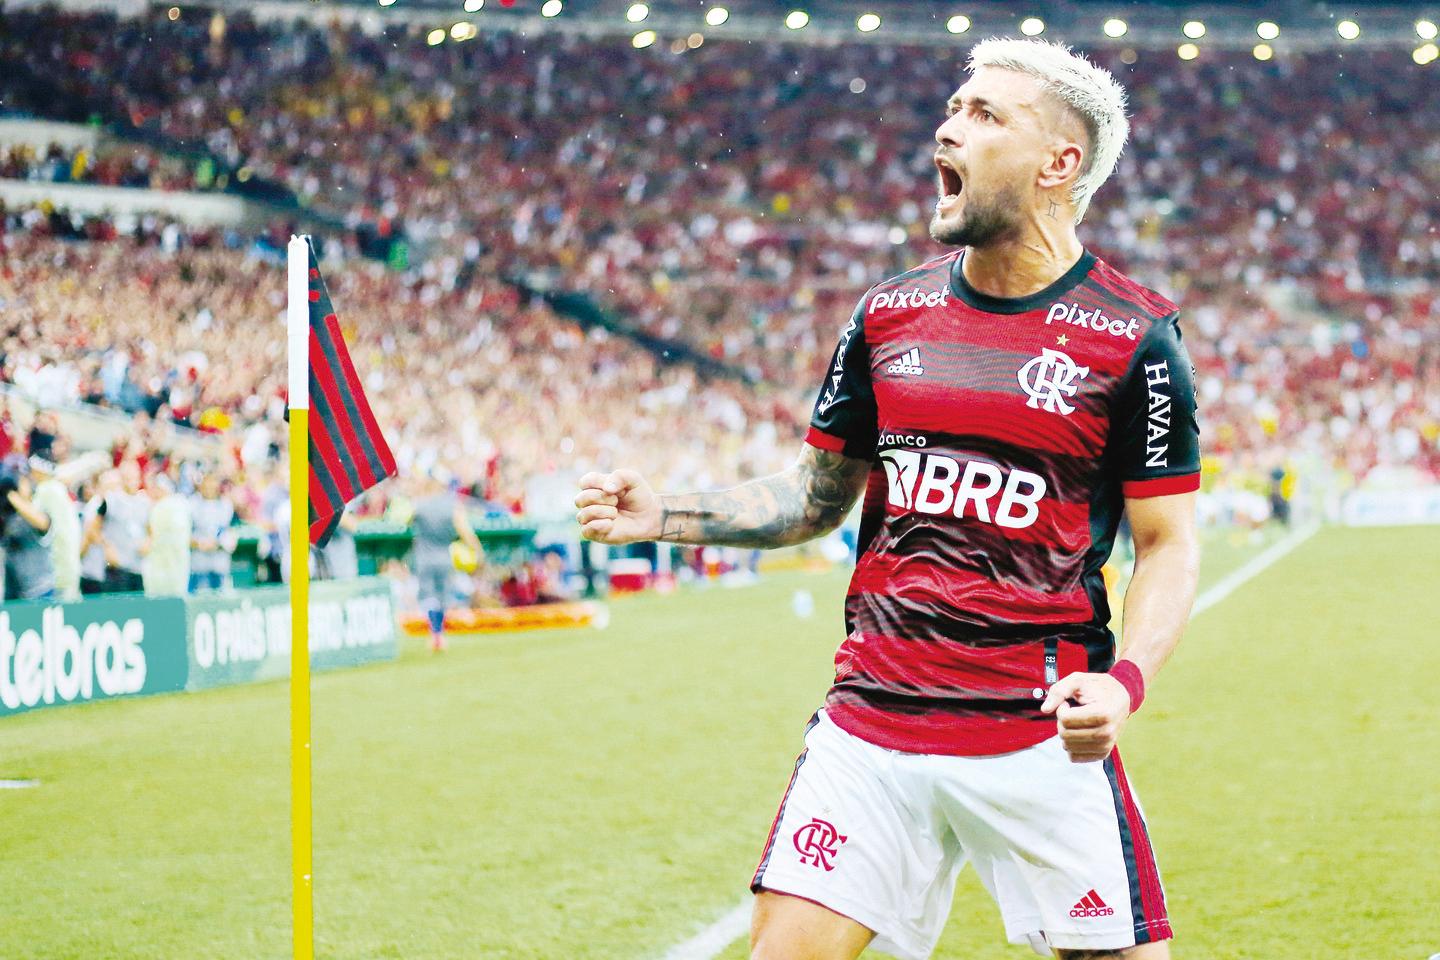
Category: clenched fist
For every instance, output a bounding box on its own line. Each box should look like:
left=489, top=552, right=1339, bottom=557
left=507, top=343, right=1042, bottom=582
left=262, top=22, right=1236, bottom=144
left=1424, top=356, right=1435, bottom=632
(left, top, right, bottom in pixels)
left=575, top=469, right=663, bottom=544
left=1040, top=671, right=1133, bottom=763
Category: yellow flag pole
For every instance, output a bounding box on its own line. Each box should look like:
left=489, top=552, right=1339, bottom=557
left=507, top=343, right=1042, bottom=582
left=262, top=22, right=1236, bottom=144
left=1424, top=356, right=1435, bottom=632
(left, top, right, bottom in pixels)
left=286, top=235, right=314, bottom=960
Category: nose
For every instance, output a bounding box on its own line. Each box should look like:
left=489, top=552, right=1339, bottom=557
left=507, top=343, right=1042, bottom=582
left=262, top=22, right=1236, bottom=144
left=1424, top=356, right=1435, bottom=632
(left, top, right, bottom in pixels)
left=935, top=113, right=963, bottom=148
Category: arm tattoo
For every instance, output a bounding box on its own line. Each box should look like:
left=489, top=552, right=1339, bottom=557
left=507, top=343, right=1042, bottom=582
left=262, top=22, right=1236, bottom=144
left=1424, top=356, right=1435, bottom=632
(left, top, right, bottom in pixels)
left=657, top=446, right=869, bottom=548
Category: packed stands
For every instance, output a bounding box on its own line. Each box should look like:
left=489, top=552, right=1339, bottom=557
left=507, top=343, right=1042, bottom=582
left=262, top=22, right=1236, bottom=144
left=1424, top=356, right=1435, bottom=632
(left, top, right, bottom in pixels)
left=1, top=9, right=1436, bottom=534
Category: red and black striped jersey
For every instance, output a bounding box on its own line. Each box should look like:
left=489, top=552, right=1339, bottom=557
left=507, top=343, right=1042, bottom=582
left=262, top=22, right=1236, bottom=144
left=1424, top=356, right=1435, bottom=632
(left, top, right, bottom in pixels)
left=807, top=249, right=1200, bottom=756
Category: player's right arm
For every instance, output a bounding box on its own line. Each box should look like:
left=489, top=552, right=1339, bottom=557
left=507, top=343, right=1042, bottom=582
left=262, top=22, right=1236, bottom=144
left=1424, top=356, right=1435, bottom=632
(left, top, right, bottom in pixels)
left=576, top=294, right=878, bottom=548
left=575, top=446, right=869, bottom=548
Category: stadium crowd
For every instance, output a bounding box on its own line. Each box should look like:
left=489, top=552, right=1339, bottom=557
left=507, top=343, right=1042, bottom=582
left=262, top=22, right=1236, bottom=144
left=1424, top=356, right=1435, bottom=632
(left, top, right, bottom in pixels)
left=0, top=10, right=1435, bottom=541
left=1, top=140, right=208, bottom=192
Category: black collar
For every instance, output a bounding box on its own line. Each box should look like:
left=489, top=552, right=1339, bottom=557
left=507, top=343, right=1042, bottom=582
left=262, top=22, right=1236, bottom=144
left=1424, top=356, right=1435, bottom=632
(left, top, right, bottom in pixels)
left=948, top=248, right=1096, bottom=315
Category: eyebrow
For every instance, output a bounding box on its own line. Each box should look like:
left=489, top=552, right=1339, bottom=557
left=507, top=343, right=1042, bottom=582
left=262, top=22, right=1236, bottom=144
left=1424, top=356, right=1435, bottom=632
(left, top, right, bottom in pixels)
left=946, top=93, right=1004, bottom=118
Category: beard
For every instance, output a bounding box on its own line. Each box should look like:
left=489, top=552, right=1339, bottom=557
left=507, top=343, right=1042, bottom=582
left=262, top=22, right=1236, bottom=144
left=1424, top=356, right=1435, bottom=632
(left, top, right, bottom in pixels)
left=928, top=184, right=1024, bottom=248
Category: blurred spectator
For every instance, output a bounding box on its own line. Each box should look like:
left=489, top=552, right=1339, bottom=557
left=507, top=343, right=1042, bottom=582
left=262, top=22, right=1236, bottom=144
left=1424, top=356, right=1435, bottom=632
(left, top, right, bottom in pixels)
left=1, top=471, right=56, bottom=601
left=188, top=472, right=236, bottom=592
left=28, top=457, right=82, bottom=602
left=317, top=510, right=361, bottom=581
left=85, top=460, right=150, bottom=593
left=79, top=470, right=118, bottom=595
left=142, top=473, right=192, bottom=596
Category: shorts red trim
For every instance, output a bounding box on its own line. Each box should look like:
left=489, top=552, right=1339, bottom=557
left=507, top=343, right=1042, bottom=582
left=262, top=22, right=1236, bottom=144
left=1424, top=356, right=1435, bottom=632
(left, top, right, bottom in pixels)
left=804, top=427, right=846, bottom=454
left=1108, top=750, right=1172, bottom=942
left=751, top=748, right=809, bottom=889
left=1122, top=473, right=1200, bottom=498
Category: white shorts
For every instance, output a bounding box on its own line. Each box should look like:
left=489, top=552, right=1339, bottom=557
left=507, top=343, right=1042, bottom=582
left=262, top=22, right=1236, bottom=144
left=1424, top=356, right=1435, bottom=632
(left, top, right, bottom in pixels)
left=750, top=711, right=1172, bottom=959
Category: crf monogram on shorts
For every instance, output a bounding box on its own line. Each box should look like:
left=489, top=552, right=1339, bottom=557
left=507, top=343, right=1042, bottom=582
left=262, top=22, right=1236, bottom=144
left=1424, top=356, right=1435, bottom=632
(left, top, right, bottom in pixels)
left=792, top=817, right=847, bottom=871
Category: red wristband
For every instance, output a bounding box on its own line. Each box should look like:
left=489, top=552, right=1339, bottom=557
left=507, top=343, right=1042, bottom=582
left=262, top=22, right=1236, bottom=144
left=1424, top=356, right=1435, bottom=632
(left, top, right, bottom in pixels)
left=1109, top=659, right=1146, bottom=714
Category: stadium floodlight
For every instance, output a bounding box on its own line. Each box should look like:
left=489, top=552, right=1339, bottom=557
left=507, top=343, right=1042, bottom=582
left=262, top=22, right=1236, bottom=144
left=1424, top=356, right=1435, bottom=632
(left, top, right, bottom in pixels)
left=1416, top=19, right=1437, bottom=40
left=1253, top=43, right=1273, bottom=61
left=626, top=3, right=649, bottom=23
left=1256, top=21, right=1279, bottom=40
left=1182, top=20, right=1205, bottom=39
left=463, top=0, right=482, bottom=11
left=1103, top=18, right=1127, bottom=38
left=1020, top=16, right=1044, bottom=36
left=946, top=15, right=971, bottom=34
left=167, top=5, right=180, bottom=20
left=541, top=0, right=562, bottom=16
left=687, top=32, right=703, bottom=48
left=631, top=29, right=656, bottom=47
left=1177, top=42, right=1199, bottom=60
left=1415, top=42, right=1439, bottom=64
left=1336, top=20, right=1359, bottom=40
left=378, top=0, right=397, bottom=7
left=426, top=27, right=445, bottom=44
left=849, top=77, right=867, bottom=93
left=705, top=6, right=729, bottom=26
left=857, top=12, right=881, bottom=32
left=450, top=21, right=477, bottom=39
left=785, top=10, right=810, bottom=29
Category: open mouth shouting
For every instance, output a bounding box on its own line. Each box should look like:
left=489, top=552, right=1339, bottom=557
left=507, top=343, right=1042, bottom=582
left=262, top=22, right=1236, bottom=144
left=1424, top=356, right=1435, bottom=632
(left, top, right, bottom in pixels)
left=934, top=154, right=964, bottom=214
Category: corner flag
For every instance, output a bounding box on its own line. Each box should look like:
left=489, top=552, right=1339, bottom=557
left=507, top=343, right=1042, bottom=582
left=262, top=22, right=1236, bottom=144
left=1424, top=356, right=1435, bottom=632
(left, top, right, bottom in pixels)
left=285, top=234, right=395, bottom=960
left=297, top=239, right=397, bottom=546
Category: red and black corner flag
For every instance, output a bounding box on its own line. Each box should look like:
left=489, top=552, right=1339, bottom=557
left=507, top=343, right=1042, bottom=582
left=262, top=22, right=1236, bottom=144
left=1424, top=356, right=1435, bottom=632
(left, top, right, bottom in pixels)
left=303, top=242, right=397, bottom=546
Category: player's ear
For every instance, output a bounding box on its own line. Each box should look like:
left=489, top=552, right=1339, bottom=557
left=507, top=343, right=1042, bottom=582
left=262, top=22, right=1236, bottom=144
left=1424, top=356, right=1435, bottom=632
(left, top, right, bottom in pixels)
left=1037, top=139, right=1083, bottom=192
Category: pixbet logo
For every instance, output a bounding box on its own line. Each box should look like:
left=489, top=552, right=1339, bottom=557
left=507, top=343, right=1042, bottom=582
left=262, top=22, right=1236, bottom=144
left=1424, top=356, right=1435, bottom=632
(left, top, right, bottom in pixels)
left=793, top=817, right=847, bottom=871
left=0, top=608, right=146, bottom=711
left=868, top=286, right=949, bottom=314
left=880, top=449, right=1046, bottom=529
left=1018, top=348, right=1090, bottom=416
left=1046, top=301, right=1140, bottom=340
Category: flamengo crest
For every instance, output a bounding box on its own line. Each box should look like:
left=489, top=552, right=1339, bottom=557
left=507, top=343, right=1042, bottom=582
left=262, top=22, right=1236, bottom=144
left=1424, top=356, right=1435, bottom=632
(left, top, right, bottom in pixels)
left=793, top=817, right=847, bottom=871
left=1017, top=348, right=1090, bottom=416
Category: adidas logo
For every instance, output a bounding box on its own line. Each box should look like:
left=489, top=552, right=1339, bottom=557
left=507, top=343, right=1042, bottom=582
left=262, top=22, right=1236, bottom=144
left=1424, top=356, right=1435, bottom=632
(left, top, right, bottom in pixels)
left=1069, top=890, right=1115, bottom=919
left=886, top=348, right=924, bottom=377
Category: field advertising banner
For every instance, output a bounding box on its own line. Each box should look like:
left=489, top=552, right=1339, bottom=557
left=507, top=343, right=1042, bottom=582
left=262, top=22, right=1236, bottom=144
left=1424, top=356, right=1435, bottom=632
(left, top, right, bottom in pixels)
left=0, top=578, right=397, bottom=718
left=0, top=595, right=189, bottom=717
left=185, top=579, right=397, bottom=690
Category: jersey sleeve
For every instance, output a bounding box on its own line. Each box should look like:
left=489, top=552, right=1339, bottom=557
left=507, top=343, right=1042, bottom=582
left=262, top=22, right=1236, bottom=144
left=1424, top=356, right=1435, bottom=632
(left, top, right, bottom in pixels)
left=1112, top=312, right=1201, bottom=498
left=806, top=298, right=878, bottom=460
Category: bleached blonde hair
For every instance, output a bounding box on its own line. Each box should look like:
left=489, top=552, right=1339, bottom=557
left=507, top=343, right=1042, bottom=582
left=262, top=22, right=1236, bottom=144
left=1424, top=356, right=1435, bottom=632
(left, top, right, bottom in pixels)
left=967, top=37, right=1129, bottom=224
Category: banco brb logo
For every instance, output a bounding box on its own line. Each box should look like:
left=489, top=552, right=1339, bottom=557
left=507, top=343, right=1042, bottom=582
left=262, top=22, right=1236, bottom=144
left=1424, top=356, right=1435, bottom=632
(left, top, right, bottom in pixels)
left=793, top=817, right=847, bottom=870
left=880, top=449, right=1046, bottom=529
left=1018, top=348, right=1090, bottom=416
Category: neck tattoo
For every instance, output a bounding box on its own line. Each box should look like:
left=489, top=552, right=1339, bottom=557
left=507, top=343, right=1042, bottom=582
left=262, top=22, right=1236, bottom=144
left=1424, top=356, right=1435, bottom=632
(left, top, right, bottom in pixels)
left=1046, top=198, right=1059, bottom=220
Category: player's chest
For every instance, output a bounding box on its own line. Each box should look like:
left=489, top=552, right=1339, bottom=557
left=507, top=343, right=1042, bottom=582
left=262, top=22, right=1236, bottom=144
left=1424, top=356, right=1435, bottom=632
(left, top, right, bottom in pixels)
left=867, top=308, right=1135, bottom=449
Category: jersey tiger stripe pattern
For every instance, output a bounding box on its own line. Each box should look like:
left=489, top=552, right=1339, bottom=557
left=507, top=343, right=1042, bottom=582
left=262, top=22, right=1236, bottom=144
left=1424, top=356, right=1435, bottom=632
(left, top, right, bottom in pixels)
left=807, top=249, right=1200, bottom=756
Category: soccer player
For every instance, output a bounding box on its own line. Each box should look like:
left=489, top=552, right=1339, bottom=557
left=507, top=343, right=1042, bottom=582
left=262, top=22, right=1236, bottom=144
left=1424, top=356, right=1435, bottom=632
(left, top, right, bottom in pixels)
left=576, top=38, right=1199, bottom=960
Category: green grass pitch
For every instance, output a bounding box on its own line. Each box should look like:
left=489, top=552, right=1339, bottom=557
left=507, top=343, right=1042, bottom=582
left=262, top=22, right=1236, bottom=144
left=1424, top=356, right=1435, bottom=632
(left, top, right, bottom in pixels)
left=1, top=525, right=1436, bottom=959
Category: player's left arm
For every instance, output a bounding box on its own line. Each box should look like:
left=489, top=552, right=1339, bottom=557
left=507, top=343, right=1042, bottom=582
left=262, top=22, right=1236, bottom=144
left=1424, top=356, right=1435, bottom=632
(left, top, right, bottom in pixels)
left=1041, top=494, right=1200, bottom=763
left=1043, top=310, right=1202, bottom=762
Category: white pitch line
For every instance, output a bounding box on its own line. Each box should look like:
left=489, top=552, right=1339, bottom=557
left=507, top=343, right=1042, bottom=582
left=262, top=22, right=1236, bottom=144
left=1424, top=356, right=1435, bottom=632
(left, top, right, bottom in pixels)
left=1190, top=520, right=1320, bottom=617
left=657, top=521, right=1322, bottom=960
left=658, top=902, right=750, bottom=960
